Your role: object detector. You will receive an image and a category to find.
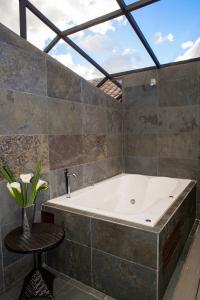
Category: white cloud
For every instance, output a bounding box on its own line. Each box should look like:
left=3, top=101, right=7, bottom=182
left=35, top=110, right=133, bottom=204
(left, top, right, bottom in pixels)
left=181, top=40, right=194, bottom=49
left=121, top=48, right=134, bottom=56
left=51, top=52, right=102, bottom=80
left=74, top=33, right=112, bottom=53
left=0, top=0, right=119, bottom=49
left=116, top=16, right=128, bottom=26
left=0, top=0, right=19, bottom=33
left=0, top=0, right=146, bottom=79
left=154, top=32, right=174, bottom=44
left=89, top=22, right=115, bottom=35
left=26, top=10, right=56, bottom=50
left=102, top=48, right=141, bottom=73
left=176, top=37, right=200, bottom=61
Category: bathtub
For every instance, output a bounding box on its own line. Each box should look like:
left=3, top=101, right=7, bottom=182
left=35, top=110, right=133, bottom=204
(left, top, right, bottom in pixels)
left=46, top=174, right=191, bottom=227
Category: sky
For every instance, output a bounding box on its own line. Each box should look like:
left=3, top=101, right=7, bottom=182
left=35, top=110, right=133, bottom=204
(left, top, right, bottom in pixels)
left=0, top=0, right=200, bottom=80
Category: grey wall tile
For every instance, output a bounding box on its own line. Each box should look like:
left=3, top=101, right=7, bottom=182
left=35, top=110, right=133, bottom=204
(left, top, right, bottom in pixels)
left=1, top=223, right=24, bottom=268
left=124, top=108, right=159, bottom=134
left=123, top=69, right=158, bottom=88
left=82, top=135, right=107, bottom=163
left=158, top=187, right=196, bottom=298
left=159, top=62, right=198, bottom=82
left=49, top=165, right=84, bottom=198
left=0, top=42, right=46, bottom=95
left=125, top=134, right=157, bottom=157
left=81, top=79, right=107, bottom=107
left=52, top=210, right=91, bottom=247
left=83, top=105, right=107, bottom=135
left=47, top=58, right=81, bottom=102
left=107, top=157, right=123, bottom=177
left=158, top=158, right=199, bottom=179
left=107, top=135, right=122, bottom=158
left=158, top=105, right=200, bottom=134
left=66, top=165, right=84, bottom=192
left=49, top=135, right=83, bottom=170
left=48, top=99, right=83, bottom=135
left=47, top=239, right=91, bottom=286
left=0, top=23, right=44, bottom=55
left=125, top=156, right=157, bottom=176
left=0, top=135, right=49, bottom=179
left=83, top=160, right=107, bottom=186
left=107, top=108, right=122, bottom=134
left=92, top=249, right=157, bottom=300
left=123, top=85, right=158, bottom=109
left=4, top=255, right=33, bottom=290
left=57, top=287, right=97, bottom=300
left=0, top=229, right=4, bottom=293
left=158, top=77, right=200, bottom=107
left=0, top=89, right=48, bottom=135
left=158, top=133, right=200, bottom=160
left=49, top=169, right=67, bottom=198
left=91, top=219, right=157, bottom=269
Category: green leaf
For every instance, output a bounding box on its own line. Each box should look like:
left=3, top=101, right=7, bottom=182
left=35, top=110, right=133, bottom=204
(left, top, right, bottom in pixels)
left=12, top=188, right=23, bottom=208
left=0, top=165, right=15, bottom=183
left=6, top=183, right=23, bottom=208
left=28, top=161, right=41, bottom=205
left=0, top=163, right=24, bottom=207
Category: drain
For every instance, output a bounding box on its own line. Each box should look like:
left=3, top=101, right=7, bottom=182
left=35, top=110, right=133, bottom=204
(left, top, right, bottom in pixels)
left=130, top=199, right=136, bottom=204
left=145, top=219, right=151, bottom=223
left=169, top=195, right=174, bottom=198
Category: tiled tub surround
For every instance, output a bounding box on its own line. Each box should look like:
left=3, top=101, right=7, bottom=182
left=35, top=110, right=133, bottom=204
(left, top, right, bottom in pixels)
left=46, top=174, right=192, bottom=227
left=122, top=61, right=200, bottom=217
left=0, top=23, right=122, bottom=293
left=43, top=181, right=196, bottom=300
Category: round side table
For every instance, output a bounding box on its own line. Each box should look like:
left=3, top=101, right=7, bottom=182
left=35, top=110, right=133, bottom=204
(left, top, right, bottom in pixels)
left=4, top=223, right=65, bottom=300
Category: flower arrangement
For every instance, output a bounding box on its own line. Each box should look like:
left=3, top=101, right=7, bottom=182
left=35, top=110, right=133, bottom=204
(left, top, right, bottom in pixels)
left=0, top=160, right=48, bottom=208
left=0, top=160, right=48, bottom=236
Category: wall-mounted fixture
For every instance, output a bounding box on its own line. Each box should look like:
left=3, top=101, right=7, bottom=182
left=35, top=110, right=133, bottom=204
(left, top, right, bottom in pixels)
left=150, top=78, right=156, bottom=86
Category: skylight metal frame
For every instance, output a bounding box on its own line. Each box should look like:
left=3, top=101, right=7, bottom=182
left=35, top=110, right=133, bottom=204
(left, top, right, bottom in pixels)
left=19, top=0, right=161, bottom=96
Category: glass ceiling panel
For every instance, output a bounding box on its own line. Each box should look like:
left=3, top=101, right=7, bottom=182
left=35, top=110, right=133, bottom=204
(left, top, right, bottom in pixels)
left=27, top=10, right=56, bottom=50
left=133, top=0, right=200, bottom=64
left=29, top=0, right=120, bottom=31
left=49, top=40, right=104, bottom=80
left=70, top=17, right=155, bottom=74
left=0, top=0, right=20, bottom=35
left=124, top=0, right=138, bottom=5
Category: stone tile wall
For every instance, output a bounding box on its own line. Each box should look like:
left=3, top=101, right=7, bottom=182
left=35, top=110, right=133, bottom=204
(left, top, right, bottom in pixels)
left=123, top=61, right=200, bottom=216
left=0, top=23, right=123, bottom=293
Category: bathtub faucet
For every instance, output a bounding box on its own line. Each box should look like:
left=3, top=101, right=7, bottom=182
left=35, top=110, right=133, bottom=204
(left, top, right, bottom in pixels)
left=64, top=169, right=78, bottom=198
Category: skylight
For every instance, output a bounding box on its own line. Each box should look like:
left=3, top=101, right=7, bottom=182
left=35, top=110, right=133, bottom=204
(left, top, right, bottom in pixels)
left=0, top=0, right=200, bottom=100
left=49, top=40, right=104, bottom=80
left=133, top=0, right=200, bottom=64
left=29, top=0, right=120, bottom=30
left=70, top=17, right=155, bottom=74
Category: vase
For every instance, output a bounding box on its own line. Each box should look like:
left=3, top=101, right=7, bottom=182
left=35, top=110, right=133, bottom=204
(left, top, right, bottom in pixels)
left=22, top=204, right=36, bottom=237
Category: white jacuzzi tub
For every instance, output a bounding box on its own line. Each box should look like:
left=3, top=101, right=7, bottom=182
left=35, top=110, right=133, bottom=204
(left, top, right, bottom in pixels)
left=47, top=174, right=192, bottom=227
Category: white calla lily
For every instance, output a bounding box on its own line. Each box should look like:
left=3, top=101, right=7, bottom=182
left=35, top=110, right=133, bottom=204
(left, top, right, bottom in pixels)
left=10, top=182, right=21, bottom=193
left=7, top=183, right=15, bottom=197
left=36, top=179, right=48, bottom=192
left=20, top=173, right=34, bottom=183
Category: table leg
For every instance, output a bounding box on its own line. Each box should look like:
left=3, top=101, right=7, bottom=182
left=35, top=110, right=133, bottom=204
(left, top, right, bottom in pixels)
left=33, top=251, right=42, bottom=269
left=18, top=252, right=55, bottom=300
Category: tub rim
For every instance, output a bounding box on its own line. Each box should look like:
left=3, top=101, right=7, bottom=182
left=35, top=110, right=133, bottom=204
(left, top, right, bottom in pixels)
left=43, top=177, right=196, bottom=234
